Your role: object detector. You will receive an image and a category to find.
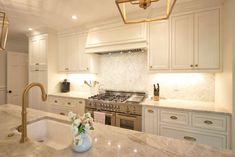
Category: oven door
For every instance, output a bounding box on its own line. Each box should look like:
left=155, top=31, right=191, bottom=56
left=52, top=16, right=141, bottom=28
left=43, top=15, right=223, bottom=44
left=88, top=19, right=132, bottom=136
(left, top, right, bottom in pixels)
left=116, top=113, right=141, bottom=131
left=102, top=111, right=116, bottom=126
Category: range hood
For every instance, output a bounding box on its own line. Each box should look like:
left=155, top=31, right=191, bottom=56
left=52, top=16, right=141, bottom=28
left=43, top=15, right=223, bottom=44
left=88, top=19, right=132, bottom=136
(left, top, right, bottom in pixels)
left=85, top=23, right=148, bottom=54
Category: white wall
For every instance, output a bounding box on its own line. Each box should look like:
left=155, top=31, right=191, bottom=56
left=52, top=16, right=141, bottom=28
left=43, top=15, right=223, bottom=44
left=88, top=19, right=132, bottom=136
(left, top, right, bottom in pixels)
left=214, top=0, right=234, bottom=150
left=6, top=38, right=28, bottom=53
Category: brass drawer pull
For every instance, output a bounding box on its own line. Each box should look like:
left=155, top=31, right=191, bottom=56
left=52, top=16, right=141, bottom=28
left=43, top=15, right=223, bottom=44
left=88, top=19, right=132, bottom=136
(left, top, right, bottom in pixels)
left=190, top=64, right=194, bottom=67
left=35, top=63, right=39, bottom=65
left=147, top=109, right=154, bottom=113
left=54, top=100, right=58, bottom=103
left=67, top=102, right=71, bottom=105
left=170, top=116, right=178, bottom=120
left=204, top=120, right=213, bottom=125
left=59, top=112, right=65, bottom=116
left=78, top=101, right=83, bottom=104
left=184, top=136, right=196, bottom=142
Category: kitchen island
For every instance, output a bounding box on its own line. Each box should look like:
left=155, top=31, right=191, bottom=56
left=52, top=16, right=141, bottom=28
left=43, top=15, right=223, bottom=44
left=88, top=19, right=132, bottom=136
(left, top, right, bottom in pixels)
left=0, top=104, right=234, bottom=157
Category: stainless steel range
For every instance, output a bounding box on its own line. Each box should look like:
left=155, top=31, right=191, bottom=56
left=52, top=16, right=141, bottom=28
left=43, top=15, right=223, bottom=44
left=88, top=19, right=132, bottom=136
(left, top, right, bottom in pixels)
left=85, top=90, right=145, bottom=131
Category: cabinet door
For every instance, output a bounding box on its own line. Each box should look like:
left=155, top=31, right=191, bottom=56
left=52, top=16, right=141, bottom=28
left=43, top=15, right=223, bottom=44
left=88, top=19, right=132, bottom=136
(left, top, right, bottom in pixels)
left=143, top=107, right=157, bottom=134
left=78, top=34, right=90, bottom=71
left=28, top=70, right=48, bottom=110
left=58, top=35, right=79, bottom=72
left=195, top=9, right=220, bottom=70
left=149, top=21, right=169, bottom=70
left=30, top=35, right=47, bottom=66
left=171, top=14, right=194, bottom=70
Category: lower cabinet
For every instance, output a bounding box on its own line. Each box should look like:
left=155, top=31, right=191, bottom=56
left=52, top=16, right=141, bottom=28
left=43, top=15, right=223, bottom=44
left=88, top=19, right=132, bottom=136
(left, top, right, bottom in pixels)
left=142, top=107, right=231, bottom=149
left=47, top=96, right=85, bottom=116
left=160, top=125, right=227, bottom=149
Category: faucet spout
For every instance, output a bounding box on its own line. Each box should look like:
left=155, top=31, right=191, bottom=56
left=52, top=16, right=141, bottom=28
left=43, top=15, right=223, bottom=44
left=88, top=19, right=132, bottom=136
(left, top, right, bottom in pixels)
left=20, top=82, right=47, bottom=143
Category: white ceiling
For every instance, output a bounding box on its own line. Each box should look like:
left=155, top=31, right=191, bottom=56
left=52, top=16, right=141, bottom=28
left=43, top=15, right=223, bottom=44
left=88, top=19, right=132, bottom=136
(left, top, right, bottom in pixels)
left=0, top=0, right=194, bottom=42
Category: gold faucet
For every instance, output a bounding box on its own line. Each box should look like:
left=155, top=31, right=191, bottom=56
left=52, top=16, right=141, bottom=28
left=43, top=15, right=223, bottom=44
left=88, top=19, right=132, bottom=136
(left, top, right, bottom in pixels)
left=20, top=83, right=47, bottom=143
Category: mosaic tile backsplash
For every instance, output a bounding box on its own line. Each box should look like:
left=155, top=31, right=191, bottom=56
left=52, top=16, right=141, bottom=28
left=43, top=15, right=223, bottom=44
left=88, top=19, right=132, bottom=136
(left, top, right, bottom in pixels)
left=96, top=52, right=215, bottom=101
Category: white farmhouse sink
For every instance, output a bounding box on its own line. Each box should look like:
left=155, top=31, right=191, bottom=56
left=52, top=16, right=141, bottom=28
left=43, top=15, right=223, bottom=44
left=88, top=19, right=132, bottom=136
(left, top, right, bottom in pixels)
left=27, top=118, right=72, bottom=150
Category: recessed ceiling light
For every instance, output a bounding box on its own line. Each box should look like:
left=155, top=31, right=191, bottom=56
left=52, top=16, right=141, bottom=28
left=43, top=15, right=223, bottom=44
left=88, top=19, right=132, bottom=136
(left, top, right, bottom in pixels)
left=72, top=15, right=77, bottom=20
left=28, top=28, right=33, bottom=31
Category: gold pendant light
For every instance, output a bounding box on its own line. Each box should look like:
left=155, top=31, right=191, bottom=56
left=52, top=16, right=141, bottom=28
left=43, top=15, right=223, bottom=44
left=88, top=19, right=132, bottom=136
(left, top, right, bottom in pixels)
left=0, top=12, right=9, bottom=51
left=115, top=0, right=177, bottom=24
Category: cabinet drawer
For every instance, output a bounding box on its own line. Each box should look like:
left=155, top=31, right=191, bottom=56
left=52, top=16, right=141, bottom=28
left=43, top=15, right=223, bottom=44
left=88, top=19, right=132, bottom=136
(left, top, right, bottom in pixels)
left=61, top=98, right=77, bottom=108
left=160, top=125, right=227, bottom=149
left=192, top=113, right=227, bottom=132
left=160, top=109, right=189, bottom=126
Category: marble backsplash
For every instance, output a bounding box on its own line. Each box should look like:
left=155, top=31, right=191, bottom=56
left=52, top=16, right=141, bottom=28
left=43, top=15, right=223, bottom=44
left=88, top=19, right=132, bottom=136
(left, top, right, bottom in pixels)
left=96, top=52, right=215, bottom=101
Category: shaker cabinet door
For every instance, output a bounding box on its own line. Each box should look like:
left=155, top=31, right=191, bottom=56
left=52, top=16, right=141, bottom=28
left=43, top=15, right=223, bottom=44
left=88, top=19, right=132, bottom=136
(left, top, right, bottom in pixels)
left=171, top=14, right=194, bottom=70
left=194, top=9, right=220, bottom=70
left=149, top=20, right=169, bottom=70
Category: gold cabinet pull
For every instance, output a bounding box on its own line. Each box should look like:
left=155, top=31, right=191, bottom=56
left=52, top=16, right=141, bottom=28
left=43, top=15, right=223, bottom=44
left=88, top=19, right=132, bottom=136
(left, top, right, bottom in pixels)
left=65, top=68, right=69, bottom=70
left=195, top=64, right=198, bottom=67
left=60, top=112, right=65, bottom=116
left=149, top=66, right=153, bottom=69
left=54, top=100, right=58, bottom=103
left=190, top=65, right=194, bottom=67
left=184, top=136, right=196, bottom=142
left=78, top=101, right=83, bottom=104
left=204, top=120, right=213, bottom=125
left=147, top=109, right=154, bottom=113
left=67, top=102, right=71, bottom=105
left=170, top=116, right=178, bottom=120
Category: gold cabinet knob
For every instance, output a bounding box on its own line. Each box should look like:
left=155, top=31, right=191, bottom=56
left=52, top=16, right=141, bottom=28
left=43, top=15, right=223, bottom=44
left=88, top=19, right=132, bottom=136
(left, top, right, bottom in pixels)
left=190, top=65, right=194, bottom=67
left=147, top=109, right=154, bottom=113
left=184, top=136, right=196, bottom=141
left=195, top=64, right=198, bottom=67
left=149, top=66, right=153, bottom=69
left=170, top=116, right=178, bottom=120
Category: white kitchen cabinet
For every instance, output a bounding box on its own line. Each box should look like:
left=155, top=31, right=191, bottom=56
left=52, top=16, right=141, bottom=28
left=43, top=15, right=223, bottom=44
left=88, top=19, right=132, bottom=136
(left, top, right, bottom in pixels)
left=148, top=21, right=169, bottom=70
left=29, top=34, right=47, bottom=66
left=171, top=13, right=194, bottom=70
left=194, top=9, right=220, bottom=70
left=58, top=33, right=98, bottom=73
left=28, top=68, right=48, bottom=110
left=170, top=8, right=221, bottom=71
left=47, top=96, right=85, bottom=116
left=58, top=34, right=79, bottom=72
left=160, top=125, right=227, bottom=149
left=78, top=33, right=89, bottom=71
left=143, top=107, right=157, bottom=134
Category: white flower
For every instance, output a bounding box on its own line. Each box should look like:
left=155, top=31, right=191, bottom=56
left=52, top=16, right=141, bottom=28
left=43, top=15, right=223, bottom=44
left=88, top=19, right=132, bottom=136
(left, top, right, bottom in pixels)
left=84, top=123, right=91, bottom=134
left=72, top=126, right=79, bottom=136
left=84, top=112, right=91, bottom=118
left=73, top=119, right=81, bottom=127
left=68, top=112, right=77, bottom=121
left=73, top=135, right=83, bottom=146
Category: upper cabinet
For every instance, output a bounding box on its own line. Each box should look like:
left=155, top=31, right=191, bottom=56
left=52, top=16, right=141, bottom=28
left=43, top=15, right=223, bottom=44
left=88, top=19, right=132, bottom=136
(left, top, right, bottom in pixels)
left=195, top=9, right=220, bottom=70
left=29, top=34, right=48, bottom=66
left=86, top=23, right=147, bottom=53
left=149, top=8, right=221, bottom=72
left=58, top=34, right=79, bottom=72
left=171, top=14, right=194, bottom=70
left=149, top=20, right=170, bottom=70
left=58, top=33, right=98, bottom=73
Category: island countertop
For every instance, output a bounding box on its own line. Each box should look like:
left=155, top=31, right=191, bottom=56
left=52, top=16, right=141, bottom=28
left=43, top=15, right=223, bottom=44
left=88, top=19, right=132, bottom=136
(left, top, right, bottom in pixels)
left=0, top=104, right=234, bottom=157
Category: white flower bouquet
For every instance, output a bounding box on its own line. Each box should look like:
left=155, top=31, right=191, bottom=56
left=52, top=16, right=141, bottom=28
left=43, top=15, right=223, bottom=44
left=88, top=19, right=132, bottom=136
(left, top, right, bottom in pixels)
left=68, top=112, right=94, bottom=146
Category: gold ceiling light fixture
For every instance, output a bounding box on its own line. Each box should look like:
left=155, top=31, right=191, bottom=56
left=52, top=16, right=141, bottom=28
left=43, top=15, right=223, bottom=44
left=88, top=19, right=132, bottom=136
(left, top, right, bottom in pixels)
left=0, top=12, right=9, bottom=51
left=115, top=0, right=177, bottom=24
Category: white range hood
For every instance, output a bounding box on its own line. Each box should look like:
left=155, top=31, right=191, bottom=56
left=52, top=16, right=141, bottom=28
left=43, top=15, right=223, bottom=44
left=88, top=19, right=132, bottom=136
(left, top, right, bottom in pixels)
left=85, top=23, right=148, bottom=53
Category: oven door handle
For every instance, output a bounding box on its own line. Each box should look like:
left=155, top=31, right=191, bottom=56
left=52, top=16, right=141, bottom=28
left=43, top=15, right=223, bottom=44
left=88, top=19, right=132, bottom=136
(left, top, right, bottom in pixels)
left=116, top=113, right=137, bottom=120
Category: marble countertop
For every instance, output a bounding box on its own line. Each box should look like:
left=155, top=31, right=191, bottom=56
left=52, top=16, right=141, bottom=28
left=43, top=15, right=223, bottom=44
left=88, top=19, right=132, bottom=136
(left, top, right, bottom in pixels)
left=0, top=104, right=234, bottom=157
left=141, top=98, right=231, bottom=115
left=48, top=91, right=93, bottom=99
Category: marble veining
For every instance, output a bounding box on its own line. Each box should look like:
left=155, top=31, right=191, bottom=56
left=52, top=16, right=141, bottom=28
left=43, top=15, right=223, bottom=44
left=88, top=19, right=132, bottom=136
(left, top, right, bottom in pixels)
left=0, top=104, right=234, bottom=157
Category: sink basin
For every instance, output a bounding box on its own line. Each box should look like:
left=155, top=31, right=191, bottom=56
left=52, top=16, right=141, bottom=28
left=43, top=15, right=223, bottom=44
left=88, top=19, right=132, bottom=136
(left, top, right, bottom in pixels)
left=26, top=118, right=72, bottom=150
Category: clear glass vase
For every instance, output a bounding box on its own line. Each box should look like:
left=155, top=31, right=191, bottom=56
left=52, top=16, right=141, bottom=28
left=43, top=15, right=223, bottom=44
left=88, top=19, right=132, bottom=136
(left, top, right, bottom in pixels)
left=72, top=134, right=92, bottom=153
